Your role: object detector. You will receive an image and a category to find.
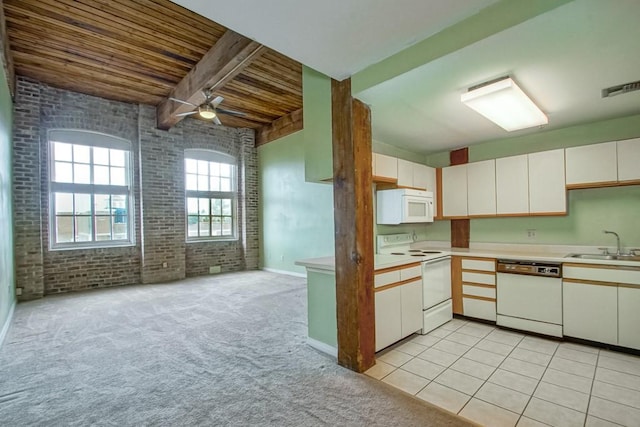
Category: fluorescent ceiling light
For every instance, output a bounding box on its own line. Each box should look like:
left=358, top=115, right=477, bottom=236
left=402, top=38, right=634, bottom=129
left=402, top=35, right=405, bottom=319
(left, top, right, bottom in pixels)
left=461, top=77, right=548, bottom=131
left=198, top=105, right=217, bottom=120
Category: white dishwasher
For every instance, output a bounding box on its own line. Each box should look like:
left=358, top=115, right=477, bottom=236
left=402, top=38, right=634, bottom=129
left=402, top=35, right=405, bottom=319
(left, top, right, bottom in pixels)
left=496, top=260, right=563, bottom=337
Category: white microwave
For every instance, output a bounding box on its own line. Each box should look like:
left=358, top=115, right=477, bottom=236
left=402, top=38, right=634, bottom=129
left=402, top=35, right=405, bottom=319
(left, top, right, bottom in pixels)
left=376, top=189, right=434, bottom=224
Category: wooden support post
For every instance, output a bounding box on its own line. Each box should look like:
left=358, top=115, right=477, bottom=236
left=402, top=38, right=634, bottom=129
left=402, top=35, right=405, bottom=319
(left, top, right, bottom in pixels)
left=450, top=147, right=470, bottom=248
left=331, top=77, right=375, bottom=373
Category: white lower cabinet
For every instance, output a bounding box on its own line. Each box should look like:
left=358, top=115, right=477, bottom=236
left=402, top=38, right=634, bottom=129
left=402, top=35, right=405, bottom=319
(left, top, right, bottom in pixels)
left=563, top=281, right=618, bottom=345
left=375, top=287, right=402, bottom=352
left=463, top=298, right=496, bottom=322
left=618, top=286, right=640, bottom=350
left=401, top=280, right=424, bottom=337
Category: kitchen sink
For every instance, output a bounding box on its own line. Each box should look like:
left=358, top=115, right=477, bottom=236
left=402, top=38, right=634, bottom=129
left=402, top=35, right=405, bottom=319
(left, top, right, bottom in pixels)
left=566, top=253, right=640, bottom=261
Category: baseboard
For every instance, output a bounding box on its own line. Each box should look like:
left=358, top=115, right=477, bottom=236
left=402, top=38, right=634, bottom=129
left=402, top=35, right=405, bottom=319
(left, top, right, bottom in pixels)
left=307, top=337, right=337, bottom=358
left=0, top=300, right=15, bottom=349
left=261, top=267, right=307, bottom=278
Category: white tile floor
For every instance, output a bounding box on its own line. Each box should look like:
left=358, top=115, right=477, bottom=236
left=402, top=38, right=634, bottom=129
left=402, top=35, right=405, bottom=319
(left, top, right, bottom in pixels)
left=365, top=318, right=640, bottom=427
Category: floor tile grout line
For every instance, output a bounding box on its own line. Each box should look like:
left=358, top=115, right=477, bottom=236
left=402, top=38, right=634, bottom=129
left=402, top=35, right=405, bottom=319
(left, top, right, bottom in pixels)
left=593, top=373, right=640, bottom=393
left=595, top=362, right=640, bottom=378
left=583, top=350, right=599, bottom=427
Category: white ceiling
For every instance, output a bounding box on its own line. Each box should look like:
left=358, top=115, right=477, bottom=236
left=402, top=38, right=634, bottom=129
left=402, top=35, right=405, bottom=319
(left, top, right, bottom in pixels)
left=356, top=0, right=640, bottom=154
left=171, top=0, right=498, bottom=80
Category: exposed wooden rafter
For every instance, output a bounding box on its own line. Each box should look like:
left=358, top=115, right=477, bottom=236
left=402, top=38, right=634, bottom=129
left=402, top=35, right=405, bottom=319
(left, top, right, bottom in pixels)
left=157, top=29, right=266, bottom=130
left=0, top=0, right=14, bottom=97
left=255, top=108, right=303, bottom=147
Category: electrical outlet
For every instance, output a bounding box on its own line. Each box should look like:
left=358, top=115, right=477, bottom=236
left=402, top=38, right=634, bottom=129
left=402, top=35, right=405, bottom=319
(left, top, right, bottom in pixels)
left=280, top=255, right=284, bottom=261
left=16, top=287, right=22, bottom=296
left=527, top=229, right=536, bottom=239
left=162, top=262, right=168, bottom=268
left=209, top=266, right=221, bottom=274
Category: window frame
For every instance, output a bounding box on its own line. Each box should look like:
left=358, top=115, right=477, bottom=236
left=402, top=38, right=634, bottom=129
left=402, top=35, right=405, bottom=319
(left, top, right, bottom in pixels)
left=184, top=149, right=238, bottom=242
left=47, top=129, right=135, bottom=250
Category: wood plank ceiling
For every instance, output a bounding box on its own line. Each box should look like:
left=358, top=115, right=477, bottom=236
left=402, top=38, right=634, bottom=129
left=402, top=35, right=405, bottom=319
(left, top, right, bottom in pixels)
left=3, top=0, right=303, bottom=130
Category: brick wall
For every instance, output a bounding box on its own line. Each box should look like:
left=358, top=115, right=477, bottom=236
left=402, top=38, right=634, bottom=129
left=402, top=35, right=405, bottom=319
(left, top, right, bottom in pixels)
left=12, top=77, right=259, bottom=299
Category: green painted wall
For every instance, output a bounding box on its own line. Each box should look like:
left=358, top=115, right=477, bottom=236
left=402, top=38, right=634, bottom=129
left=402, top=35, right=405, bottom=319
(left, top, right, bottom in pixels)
left=0, top=66, right=14, bottom=340
left=258, top=132, right=335, bottom=274
left=303, top=66, right=333, bottom=183
left=307, top=270, right=337, bottom=348
left=352, top=0, right=572, bottom=94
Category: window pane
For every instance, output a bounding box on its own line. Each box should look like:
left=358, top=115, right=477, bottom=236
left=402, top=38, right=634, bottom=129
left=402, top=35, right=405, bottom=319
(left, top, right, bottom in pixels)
left=199, top=216, right=210, bottom=236
left=222, top=199, right=232, bottom=216
left=197, top=160, right=208, bottom=175
left=94, top=147, right=109, bottom=165
left=55, top=216, right=73, bottom=243
left=94, top=165, right=110, bottom=185
left=220, top=178, right=230, bottom=192
left=73, top=145, right=90, bottom=163
left=55, top=162, right=73, bottom=183
left=74, top=164, right=91, bottom=184
left=186, top=174, right=198, bottom=191
left=187, top=198, right=198, bottom=215
left=185, top=158, right=197, bottom=174
left=113, top=215, right=128, bottom=240
left=212, top=198, right=222, bottom=215
left=211, top=216, right=222, bottom=236
left=54, top=142, right=72, bottom=162
left=110, top=166, right=126, bottom=186
left=197, top=174, right=208, bottom=191
left=75, top=216, right=92, bottom=242
left=222, top=216, right=232, bottom=236
left=220, top=163, right=231, bottom=177
left=95, top=216, right=111, bottom=241
left=74, top=193, right=92, bottom=215
left=55, top=193, right=73, bottom=215
left=187, top=216, right=199, bottom=237
left=210, top=177, right=220, bottom=191
left=112, top=194, right=127, bottom=209
left=210, top=162, right=220, bottom=177
left=110, top=149, right=125, bottom=167
left=94, top=194, right=111, bottom=215
left=198, top=198, right=210, bottom=215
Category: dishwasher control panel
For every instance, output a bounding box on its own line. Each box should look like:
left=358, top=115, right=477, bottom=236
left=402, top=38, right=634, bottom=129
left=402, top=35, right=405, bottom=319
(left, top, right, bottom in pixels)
left=497, top=260, right=562, bottom=278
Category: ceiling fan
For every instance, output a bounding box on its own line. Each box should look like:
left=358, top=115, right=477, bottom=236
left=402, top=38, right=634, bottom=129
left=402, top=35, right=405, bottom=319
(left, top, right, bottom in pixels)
left=170, top=89, right=245, bottom=125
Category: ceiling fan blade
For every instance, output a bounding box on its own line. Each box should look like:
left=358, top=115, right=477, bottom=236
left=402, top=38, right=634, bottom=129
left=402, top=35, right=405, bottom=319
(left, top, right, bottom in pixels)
left=213, top=116, right=222, bottom=125
left=169, top=97, right=197, bottom=107
left=211, top=96, right=224, bottom=107
left=216, top=107, right=245, bottom=117
left=175, top=111, right=198, bottom=117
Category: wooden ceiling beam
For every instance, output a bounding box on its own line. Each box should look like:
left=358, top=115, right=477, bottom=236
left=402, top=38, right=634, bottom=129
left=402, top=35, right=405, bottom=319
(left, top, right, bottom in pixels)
left=255, top=108, right=303, bottom=147
left=0, top=0, right=15, bottom=97
left=156, top=29, right=266, bottom=130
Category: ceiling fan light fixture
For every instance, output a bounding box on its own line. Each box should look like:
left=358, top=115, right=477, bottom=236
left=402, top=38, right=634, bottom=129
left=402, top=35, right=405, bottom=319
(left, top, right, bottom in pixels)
left=198, top=104, right=217, bottom=120
left=461, top=77, right=547, bottom=132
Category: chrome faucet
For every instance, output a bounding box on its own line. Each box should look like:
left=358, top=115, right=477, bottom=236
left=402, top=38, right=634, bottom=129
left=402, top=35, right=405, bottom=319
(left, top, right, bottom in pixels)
left=603, top=230, right=621, bottom=255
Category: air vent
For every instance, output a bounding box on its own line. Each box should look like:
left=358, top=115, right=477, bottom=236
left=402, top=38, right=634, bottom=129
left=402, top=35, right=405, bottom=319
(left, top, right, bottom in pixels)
left=602, top=80, right=640, bottom=98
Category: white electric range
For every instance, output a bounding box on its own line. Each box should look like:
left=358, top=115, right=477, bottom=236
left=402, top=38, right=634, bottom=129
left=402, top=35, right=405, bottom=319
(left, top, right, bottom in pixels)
left=377, top=234, right=453, bottom=334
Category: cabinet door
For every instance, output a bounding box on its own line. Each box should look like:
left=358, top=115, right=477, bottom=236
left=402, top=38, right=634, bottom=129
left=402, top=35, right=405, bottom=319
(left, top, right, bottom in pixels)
left=423, top=166, right=437, bottom=214
left=375, top=287, right=402, bottom=351
left=441, top=164, right=467, bottom=217
left=397, top=158, right=414, bottom=187
left=565, top=141, right=617, bottom=186
left=528, top=149, right=566, bottom=214
left=563, top=281, right=617, bottom=345
left=373, top=153, right=398, bottom=180
left=496, top=155, right=529, bottom=215
left=413, top=163, right=429, bottom=190
left=401, top=280, right=424, bottom=338
left=617, top=138, right=640, bottom=182
left=467, top=159, right=496, bottom=216
left=618, top=286, right=640, bottom=350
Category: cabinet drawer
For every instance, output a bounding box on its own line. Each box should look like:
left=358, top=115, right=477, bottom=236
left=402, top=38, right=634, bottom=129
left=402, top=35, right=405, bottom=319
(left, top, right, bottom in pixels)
left=400, top=265, right=422, bottom=281
left=374, top=270, right=401, bottom=288
left=463, top=298, right=496, bottom=321
left=462, top=258, right=495, bottom=272
left=462, top=271, right=495, bottom=286
left=563, top=265, right=640, bottom=286
left=463, top=284, right=496, bottom=299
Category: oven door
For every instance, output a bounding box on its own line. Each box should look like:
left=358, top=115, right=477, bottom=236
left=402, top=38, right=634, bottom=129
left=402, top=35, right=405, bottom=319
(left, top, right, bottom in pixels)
left=423, top=257, right=451, bottom=309
left=401, top=195, right=434, bottom=223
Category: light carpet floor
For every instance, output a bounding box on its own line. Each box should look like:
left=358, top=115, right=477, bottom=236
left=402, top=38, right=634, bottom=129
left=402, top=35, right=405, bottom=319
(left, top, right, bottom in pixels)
left=0, top=271, right=474, bottom=426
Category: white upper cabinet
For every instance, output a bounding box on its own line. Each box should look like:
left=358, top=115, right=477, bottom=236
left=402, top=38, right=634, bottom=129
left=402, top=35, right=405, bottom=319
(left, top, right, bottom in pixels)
left=617, top=138, right=640, bottom=182
left=397, top=159, right=431, bottom=190
left=442, top=164, right=468, bottom=217
left=413, top=163, right=432, bottom=191
left=397, top=158, right=414, bottom=187
left=373, top=153, right=398, bottom=181
left=565, top=141, right=617, bottom=186
left=528, top=149, right=566, bottom=214
left=496, top=155, right=529, bottom=215
left=466, top=159, right=496, bottom=216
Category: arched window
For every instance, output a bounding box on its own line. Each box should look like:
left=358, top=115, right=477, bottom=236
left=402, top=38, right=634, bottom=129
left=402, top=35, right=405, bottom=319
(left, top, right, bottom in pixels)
left=48, top=130, right=134, bottom=249
left=184, top=149, right=237, bottom=240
